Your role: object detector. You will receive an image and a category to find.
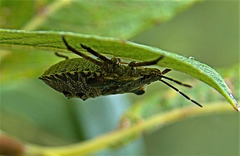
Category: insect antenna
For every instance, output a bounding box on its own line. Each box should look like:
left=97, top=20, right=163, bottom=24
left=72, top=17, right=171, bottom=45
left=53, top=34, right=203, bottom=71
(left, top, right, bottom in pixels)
left=62, top=35, right=102, bottom=66
left=161, top=75, right=192, bottom=88
left=160, top=79, right=202, bottom=107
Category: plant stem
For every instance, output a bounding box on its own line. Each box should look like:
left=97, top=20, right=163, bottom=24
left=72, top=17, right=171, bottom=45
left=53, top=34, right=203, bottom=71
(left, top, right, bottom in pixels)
left=26, top=102, right=235, bottom=156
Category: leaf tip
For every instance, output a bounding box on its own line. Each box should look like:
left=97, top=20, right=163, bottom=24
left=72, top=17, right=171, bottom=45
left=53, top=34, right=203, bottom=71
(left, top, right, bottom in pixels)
left=229, top=93, right=240, bottom=112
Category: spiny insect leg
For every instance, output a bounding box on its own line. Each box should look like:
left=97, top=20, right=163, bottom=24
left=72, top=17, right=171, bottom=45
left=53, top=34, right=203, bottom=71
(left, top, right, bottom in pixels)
left=129, top=55, right=164, bottom=67
left=160, top=79, right=202, bottom=107
left=55, top=52, right=69, bottom=60
left=62, top=35, right=102, bottom=66
left=161, top=76, right=192, bottom=88
left=162, top=69, right=171, bottom=75
left=80, top=44, right=113, bottom=64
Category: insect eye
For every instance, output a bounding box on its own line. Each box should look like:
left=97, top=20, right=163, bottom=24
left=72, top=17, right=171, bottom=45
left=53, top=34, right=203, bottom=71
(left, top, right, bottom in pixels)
left=76, top=92, right=85, bottom=98
left=62, top=91, right=72, bottom=97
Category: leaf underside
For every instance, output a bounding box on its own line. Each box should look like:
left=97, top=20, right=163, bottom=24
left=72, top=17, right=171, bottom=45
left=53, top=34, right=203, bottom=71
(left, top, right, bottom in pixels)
left=0, top=29, right=239, bottom=111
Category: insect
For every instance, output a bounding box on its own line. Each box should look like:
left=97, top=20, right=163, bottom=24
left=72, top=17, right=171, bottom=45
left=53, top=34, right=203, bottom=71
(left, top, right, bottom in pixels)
left=39, top=36, right=202, bottom=107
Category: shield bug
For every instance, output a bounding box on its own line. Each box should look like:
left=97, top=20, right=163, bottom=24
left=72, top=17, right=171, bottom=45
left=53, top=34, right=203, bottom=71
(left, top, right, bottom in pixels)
left=39, top=36, right=202, bottom=107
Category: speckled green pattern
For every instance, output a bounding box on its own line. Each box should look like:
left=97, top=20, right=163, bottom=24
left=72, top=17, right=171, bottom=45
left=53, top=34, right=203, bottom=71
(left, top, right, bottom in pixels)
left=42, top=58, right=101, bottom=76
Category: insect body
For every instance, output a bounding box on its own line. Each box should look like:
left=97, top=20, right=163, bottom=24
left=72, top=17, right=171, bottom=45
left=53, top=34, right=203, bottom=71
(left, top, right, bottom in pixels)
left=39, top=36, right=202, bottom=107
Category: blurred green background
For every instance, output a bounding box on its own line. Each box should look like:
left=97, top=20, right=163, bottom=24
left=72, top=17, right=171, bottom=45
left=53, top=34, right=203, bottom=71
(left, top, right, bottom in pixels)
left=0, top=1, right=239, bottom=156
left=134, top=1, right=239, bottom=155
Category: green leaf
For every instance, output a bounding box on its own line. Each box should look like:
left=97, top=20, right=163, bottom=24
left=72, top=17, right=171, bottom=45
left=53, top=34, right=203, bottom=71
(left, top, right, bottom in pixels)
left=0, top=0, right=35, bottom=29
left=0, top=29, right=239, bottom=112
left=17, top=0, right=197, bottom=38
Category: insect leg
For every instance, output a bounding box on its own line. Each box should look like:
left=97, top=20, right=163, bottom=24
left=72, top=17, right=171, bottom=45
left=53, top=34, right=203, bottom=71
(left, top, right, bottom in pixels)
left=55, top=52, right=69, bottom=60
left=80, top=44, right=113, bottom=64
left=129, top=55, right=164, bottom=67
left=161, top=76, right=192, bottom=88
left=160, top=79, right=202, bottom=107
left=162, top=69, right=171, bottom=75
left=62, top=36, right=102, bottom=66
